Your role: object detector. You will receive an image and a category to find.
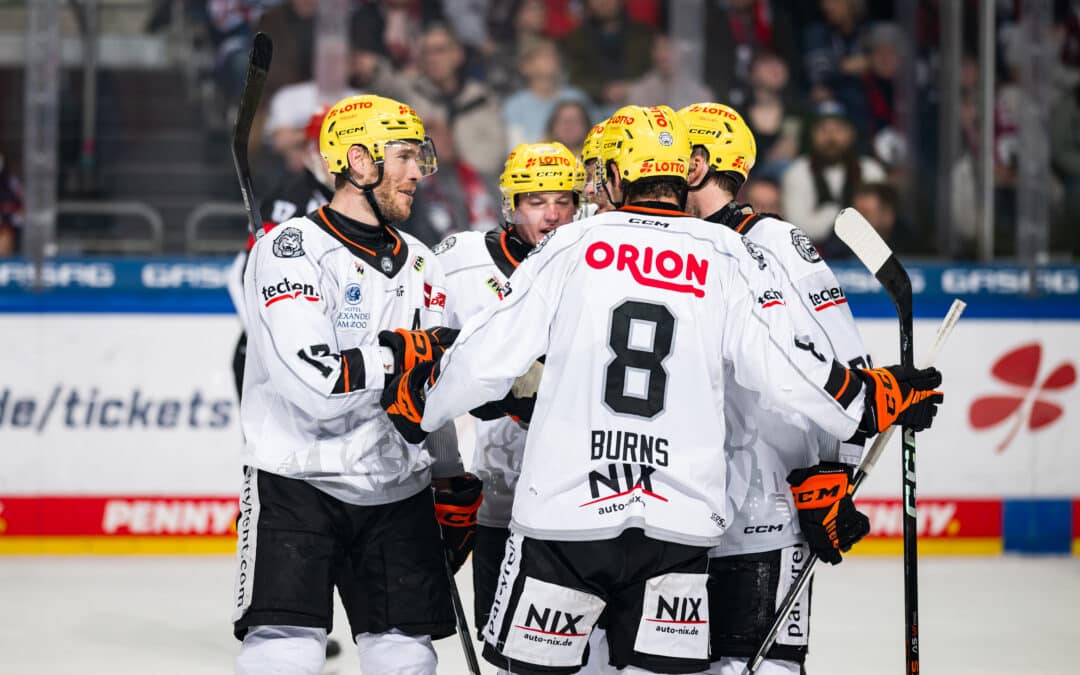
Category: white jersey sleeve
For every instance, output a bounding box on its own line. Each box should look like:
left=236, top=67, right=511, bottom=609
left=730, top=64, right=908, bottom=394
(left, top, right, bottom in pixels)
left=421, top=209, right=866, bottom=546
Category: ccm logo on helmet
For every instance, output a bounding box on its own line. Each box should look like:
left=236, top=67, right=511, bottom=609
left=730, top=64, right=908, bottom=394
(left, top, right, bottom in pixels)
left=328, top=101, right=374, bottom=117
left=640, top=160, right=686, bottom=175
left=586, top=241, right=708, bottom=298
left=687, top=104, right=738, bottom=120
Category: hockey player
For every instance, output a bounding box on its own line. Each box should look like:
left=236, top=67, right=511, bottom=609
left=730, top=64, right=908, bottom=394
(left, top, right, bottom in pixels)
left=433, top=140, right=580, bottom=668
left=678, top=102, right=871, bottom=675
left=227, top=107, right=334, bottom=399
left=580, top=120, right=614, bottom=217
left=232, top=94, right=480, bottom=675
left=381, top=104, right=944, bottom=674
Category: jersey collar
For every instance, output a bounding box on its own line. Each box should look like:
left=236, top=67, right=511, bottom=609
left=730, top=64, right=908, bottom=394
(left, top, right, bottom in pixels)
left=619, top=201, right=691, bottom=217
left=309, top=205, right=410, bottom=278
left=485, top=227, right=531, bottom=277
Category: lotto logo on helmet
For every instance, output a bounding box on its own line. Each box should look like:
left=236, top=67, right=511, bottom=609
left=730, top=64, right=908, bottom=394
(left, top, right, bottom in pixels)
left=609, top=114, right=635, bottom=126
left=687, top=104, right=738, bottom=120
left=398, top=104, right=416, bottom=116
left=648, top=107, right=671, bottom=128
left=639, top=160, right=686, bottom=175
left=330, top=100, right=374, bottom=116
left=525, top=155, right=572, bottom=168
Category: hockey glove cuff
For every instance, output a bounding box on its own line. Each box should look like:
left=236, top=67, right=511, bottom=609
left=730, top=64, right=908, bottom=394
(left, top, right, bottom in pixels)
left=378, top=327, right=459, bottom=375
left=433, top=473, right=483, bottom=574
left=788, top=462, right=870, bottom=565
left=380, top=360, right=438, bottom=444
left=855, top=365, right=943, bottom=435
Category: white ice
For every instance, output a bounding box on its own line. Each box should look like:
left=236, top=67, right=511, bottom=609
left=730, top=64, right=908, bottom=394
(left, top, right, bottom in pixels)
left=1, top=554, right=1077, bottom=674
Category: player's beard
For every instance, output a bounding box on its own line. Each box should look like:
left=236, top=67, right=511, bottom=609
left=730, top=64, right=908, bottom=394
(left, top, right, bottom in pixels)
left=373, top=183, right=412, bottom=223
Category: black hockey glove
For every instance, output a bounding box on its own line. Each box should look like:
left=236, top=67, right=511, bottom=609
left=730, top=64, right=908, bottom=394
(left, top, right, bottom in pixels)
left=433, top=473, right=483, bottom=574
left=380, top=360, right=437, bottom=444
left=378, top=327, right=459, bottom=375
left=854, top=365, right=943, bottom=434
left=788, top=462, right=870, bottom=565
left=469, top=359, right=542, bottom=423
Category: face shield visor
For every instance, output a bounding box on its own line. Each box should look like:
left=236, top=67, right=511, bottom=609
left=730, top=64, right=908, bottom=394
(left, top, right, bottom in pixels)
left=383, top=137, right=439, bottom=178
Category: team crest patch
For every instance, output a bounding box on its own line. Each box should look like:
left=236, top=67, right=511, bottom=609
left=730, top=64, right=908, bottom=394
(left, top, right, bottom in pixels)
left=272, top=227, right=305, bottom=258
left=380, top=256, right=393, bottom=273
left=433, top=235, right=456, bottom=255
left=344, top=283, right=363, bottom=305
left=790, top=229, right=822, bottom=263
left=741, top=236, right=767, bottom=270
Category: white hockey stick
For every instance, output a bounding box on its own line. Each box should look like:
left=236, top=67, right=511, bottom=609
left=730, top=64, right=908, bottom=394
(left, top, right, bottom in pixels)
left=742, top=302, right=965, bottom=672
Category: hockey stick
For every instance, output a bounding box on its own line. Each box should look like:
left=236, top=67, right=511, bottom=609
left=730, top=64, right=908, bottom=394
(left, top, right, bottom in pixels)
left=231, top=32, right=273, bottom=240
left=834, top=207, right=920, bottom=673
left=742, top=281, right=965, bottom=671
left=445, top=554, right=482, bottom=675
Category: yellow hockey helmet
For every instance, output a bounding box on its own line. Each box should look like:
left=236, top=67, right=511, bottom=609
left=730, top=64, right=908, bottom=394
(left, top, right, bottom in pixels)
left=581, top=122, right=606, bottom=166
left=677, top=102, right=757, bottom=184
left=319, top=94, right=437, bottom=177
left=499, top=142, right=581, bottom=219
left=599, top=105, right=691, bottom=185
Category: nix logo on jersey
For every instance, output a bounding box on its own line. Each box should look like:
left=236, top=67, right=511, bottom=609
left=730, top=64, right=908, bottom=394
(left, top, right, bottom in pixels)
left=261, top=277, right=321, bottom=307
left=585, top=241, right=709, bottom=297
left=808, top=286, right=847, bottom=311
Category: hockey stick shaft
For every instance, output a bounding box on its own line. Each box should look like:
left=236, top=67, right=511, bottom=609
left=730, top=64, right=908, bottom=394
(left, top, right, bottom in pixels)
left=231, top=32, right=272, bottom=240
left=743, top=299, right=965, bottom=675
left=445, top=554, right=482, bottom=674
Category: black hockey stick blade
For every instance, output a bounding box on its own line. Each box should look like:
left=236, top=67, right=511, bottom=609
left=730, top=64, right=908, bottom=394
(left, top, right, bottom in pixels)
left=445, top=554, right=482, bottom=674
left=834, top=208, right=913, bottom=363
left=231, top=32, right=273, bottom=240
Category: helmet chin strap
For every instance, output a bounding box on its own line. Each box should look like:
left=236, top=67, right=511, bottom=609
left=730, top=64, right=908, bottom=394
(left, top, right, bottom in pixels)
left=344, top=164, right=390, bottom=225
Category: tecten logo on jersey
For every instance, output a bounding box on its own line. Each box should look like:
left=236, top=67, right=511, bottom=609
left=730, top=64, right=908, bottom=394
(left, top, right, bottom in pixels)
left=758, top=288, right=785, bottom=309
left=585, top=241, right=708, bottom=297
left=808, top=286, right=847, bottom=312
left=261, top=277, right=321, bottom=307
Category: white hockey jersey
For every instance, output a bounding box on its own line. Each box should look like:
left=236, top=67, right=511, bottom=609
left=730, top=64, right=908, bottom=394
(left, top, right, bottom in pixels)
left=435, top=229, right=531, bottom=528
left=710, top=210, right=871, bottom=557
left=241, top=205, right=450, bottom=505
left=420, top=204, right=867, bottom=547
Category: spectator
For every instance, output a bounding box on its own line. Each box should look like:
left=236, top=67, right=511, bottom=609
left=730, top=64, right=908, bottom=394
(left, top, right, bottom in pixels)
left=402, top=22, right=508, bottom=176
left=0, top=153, right=22, bottom=257
left=253, top=0, right=318, bottom=100
left=703, top=0, right=800, bottom=109
left=802, top=0, right=869, bottom=106
left=850, top=182, right=920, bottom=256
left=625, top=33, right=715, bottom=109
left=743, top=176, right=782, bottom=216
left=781, top=101, right=885, bottom=251
left=544, top=100, right=592, bottom=154
left=852, top=22, right=907, bottom=169
left=1050, top=83, right=1080, bottom=252
left=502, top=39, right=590, bottom=147
left=744, top=50, right=804, bottom=178
left=561, top=0, right=654, bottom=110
left=402, top=115, right=501, bottom=245
left=203, top=0, right=279, bottom=103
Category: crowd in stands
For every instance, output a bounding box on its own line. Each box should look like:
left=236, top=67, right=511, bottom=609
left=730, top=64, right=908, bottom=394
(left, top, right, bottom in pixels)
left=2, top=0, right=1079, bottom=259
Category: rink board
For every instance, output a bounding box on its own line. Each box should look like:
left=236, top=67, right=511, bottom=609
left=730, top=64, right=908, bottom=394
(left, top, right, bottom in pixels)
left=1, top=258, right=1078, bottom=555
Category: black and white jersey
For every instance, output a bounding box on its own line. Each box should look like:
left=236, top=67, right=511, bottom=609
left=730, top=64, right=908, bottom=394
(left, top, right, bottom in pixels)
left=711, top=209, right=871, bottom=557
left=420, top=204, right=866, bottom=547
left=435, top=228, right=531, bottom=528
left=241, top=205, right=449, bottom=505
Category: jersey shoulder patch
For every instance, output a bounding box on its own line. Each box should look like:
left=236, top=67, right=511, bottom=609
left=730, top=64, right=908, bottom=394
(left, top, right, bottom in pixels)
left=271, top=225, right=305, bottom=258
left=433, top=231, right=490, bottom=274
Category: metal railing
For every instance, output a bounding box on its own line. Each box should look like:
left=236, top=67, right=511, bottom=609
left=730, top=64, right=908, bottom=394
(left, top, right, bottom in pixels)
left=184, top=202, right=248, bottom=254
left=57, top=200, right=164, bottom=254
